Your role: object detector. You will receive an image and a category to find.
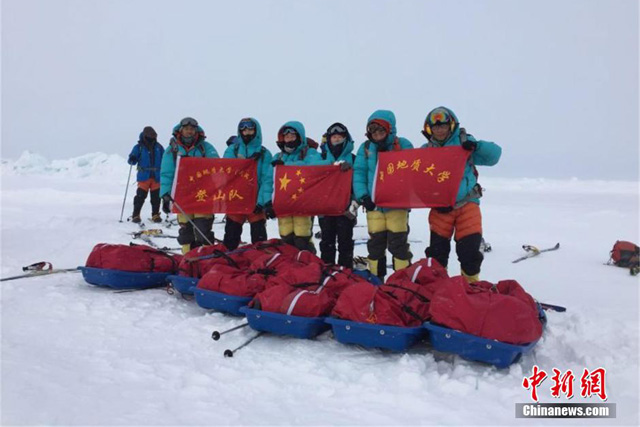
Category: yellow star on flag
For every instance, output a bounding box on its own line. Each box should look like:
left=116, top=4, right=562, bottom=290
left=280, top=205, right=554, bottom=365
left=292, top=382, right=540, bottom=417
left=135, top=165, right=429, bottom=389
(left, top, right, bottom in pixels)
left=291, top=193, right=298, bottom=200
left=279, top=173, right=292, bottom=191
left=299, top=177, right=306, bottom=184
left=296, top=169, right=302, bottom=176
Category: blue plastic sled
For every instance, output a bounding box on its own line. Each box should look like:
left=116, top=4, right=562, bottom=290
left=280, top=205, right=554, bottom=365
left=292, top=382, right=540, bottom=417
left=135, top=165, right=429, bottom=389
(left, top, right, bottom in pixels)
left=240, top=307, right=330, bottom=339
left=194, top=288, right=251, bottom=316
left=423, top=322, right=540, bottom=369
left=79, top=266, right=170, bottom=290
left=167, top=275, right=198, bottom=295
left=326, top=317, right=426, bottom=352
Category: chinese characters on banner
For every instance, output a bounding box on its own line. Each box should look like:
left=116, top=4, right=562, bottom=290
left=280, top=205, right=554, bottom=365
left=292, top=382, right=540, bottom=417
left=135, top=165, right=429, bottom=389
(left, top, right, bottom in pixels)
left=171, top=157, right=257, bottom=214
left=273, top=165, right=352, bottom=216
left=373, top=146, right=470, bottom=208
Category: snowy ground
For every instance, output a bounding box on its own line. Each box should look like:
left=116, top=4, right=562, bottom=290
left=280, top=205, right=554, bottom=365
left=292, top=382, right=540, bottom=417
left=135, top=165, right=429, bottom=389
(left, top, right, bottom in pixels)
left=1, top=152, right=639, bottom=425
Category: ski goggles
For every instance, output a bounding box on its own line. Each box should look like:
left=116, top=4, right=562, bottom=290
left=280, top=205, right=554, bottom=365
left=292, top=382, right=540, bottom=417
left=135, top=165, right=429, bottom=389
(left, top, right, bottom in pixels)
left=425, top=108, right=452, bottom=126
left=327, top=123, right=348, bottom=136
left=367, top=122, right=387, bottom=135
left=281, top=127, right=298, bottom=136
left=238, top=119, right=256, bottom=131
left=180, top=117, right=199, bottom=127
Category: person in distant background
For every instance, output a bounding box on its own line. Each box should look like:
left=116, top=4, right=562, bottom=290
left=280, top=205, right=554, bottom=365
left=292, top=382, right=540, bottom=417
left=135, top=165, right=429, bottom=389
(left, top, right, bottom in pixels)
left=421, top=106, right=501, bottom=283
left=222, top=118, right=273, bottom=250
left=127, top=126, right=164, bottom=223
left=160, top=117, right=219, bottom=253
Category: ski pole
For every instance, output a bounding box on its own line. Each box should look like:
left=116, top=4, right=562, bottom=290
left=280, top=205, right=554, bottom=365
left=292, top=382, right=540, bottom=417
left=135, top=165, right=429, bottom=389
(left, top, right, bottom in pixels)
left=1, top=268, right=79, bottom=282
left=164, top=215, right=178, bottom=227
left=211, top=322, right=249, bottom=341
left=119, top=164, right=133, bottom=222
left=167, top=195, right=214, bottom=246
left=223, top=331, right=264, bottom=357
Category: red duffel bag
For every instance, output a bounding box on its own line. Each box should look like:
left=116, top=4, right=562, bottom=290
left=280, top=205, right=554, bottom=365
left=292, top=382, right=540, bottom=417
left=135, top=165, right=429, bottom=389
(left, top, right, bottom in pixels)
left=331, top=278, right=434, bottom=327
left=178, top=243, right=254, bottom=278
left=265, top=262, right=324, bottom=288
left=85, top=243, right=182, bottom=273
left=318, top=266, right=370, bottom=299
left=251, top=265, right=365, bottom=317
left=386, top=257, right=448, bottom=285
left=197, top=263, right=275, bottom=297
left=248, top=252, right=299, bottom=272
left=429, top=277, right=543, bottom=345
left=239, top=239, right=305, bottom=263
left=331, top=258, right=449, bottom=327
left=253, top=283, right=334, bottom=317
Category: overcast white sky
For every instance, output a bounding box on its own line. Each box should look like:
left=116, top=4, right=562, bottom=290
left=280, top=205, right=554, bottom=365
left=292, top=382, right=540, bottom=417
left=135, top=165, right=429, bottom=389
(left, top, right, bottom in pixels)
left=1, top=0, right=638, bottom=180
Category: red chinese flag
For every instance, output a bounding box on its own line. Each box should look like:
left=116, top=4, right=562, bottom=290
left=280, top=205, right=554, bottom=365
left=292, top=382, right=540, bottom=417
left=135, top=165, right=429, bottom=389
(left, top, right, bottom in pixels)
left=273, top=165, right=352, bottom=216
left=373, top=146, right=470, bottom=208
left=171, top=157, right=258, bottom=214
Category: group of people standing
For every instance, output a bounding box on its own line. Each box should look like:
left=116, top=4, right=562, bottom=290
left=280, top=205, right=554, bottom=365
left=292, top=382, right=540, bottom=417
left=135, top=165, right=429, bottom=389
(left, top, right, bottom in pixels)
left=126, top=107, right=501, bottom=282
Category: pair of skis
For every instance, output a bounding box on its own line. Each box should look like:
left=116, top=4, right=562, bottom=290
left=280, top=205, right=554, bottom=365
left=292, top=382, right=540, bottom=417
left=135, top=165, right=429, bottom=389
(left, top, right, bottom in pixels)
left=512, top=243, right=560, bottom=263
left=131, top=229, right=178, bottom=239
left=129, top=229, right=182, bottom=253
left=130, top=228, right=246, bottom=249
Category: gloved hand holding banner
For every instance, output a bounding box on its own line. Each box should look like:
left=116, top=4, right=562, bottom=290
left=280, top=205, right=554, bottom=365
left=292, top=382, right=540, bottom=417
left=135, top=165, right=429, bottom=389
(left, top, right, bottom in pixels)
left=373, top=146, right=470, bottom=208
left=273, top=165, right=352, bottom=216
left=171, top=157, right=257, bottom=214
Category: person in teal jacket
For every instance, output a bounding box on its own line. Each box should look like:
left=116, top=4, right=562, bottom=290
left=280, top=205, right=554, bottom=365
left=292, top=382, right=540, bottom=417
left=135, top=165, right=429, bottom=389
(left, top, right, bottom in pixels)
left=160, top=117, right=220, bottom=253
left=222, top=117, right=273, bottom=250
left=268, top=121, right=322, bottom=252
left=421, top=106, right=502, bottom=283
left=317, top=122, right=358, bottom=268
left=353, top=110, right=414, bottom=280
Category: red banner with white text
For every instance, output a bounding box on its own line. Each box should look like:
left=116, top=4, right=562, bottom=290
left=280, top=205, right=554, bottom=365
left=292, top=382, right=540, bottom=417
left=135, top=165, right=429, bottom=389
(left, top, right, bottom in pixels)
left=171, top=157, right=257, bottom=214
left=373, top=147, right=470, bottom=208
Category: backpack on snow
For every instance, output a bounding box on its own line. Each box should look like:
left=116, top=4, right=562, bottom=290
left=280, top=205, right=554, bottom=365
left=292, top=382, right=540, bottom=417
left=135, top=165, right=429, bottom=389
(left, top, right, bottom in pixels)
left=609, top=241, right=640, bottom=272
